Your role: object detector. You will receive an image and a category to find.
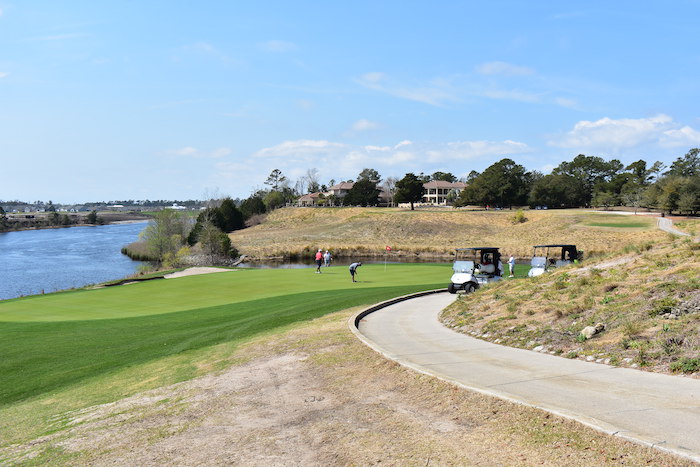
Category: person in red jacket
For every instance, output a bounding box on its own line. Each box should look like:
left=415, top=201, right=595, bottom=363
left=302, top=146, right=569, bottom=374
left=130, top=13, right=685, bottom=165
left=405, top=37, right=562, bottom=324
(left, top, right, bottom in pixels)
left=315, top=249, right=323, bottom=273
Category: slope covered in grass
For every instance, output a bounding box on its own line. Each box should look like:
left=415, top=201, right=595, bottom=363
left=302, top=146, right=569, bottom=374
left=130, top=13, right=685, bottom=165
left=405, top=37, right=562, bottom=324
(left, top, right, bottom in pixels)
left=230, top=207, right=663, bottom=259
left=0, top=264, right=446, bottom=406
left=441, top=234, right=700, bottom=376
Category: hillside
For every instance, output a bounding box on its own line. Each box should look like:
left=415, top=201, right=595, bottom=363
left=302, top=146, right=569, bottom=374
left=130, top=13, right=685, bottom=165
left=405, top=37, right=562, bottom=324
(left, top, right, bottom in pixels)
left=229, top=207, right=665, bottom=260
left=440, top=223, right=700, bottom=376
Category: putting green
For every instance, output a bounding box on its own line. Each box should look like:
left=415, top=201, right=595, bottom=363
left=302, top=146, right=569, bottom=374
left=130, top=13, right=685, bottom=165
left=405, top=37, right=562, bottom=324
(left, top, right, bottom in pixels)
left=0, top=263, right=448, bottom=322
left=0, top=264, right=448, bottom=405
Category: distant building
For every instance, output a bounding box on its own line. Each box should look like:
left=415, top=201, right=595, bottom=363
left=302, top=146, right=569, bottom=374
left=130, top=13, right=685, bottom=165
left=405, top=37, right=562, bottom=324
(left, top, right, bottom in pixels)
left=326, top=182, right=355, bottom=199
left=297, top=192, right=323, bottom=207
left=421, top=181, right=466, bottom=205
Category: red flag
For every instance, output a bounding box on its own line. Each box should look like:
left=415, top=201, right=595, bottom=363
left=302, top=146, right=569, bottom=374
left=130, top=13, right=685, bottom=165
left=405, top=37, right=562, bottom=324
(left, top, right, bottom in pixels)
left=386, top=245, right=392, bottom=251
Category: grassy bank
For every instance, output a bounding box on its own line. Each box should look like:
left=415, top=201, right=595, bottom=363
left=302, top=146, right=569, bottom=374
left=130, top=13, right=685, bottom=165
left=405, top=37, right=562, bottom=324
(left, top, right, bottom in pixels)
left=441, top=236, right=700, bottom=375
left=229, top=207, right=663, bottom=260
left=1, top=308, right=684, bottom=465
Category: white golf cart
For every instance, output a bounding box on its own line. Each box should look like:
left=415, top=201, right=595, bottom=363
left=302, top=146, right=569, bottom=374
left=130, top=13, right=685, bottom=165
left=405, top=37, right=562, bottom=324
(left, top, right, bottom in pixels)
left=448, top=247, right=503, bottom=294
left=528, top=244, right=582, bottom=277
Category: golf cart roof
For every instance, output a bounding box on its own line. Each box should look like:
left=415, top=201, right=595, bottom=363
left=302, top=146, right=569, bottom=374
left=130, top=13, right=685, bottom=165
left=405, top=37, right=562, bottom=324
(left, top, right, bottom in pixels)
left=532, top=244, right=577, bottom=248
left=455, top=247, right=500, bottom=252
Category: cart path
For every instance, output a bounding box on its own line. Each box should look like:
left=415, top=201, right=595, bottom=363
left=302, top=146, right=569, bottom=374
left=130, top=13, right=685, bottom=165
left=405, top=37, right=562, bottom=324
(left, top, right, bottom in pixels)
left=355, top=293, right=700, bottom=463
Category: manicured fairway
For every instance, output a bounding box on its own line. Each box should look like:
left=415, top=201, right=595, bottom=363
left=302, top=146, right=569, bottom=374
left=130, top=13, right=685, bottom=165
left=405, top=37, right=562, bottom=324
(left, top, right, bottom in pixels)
left=0, top=264, right=447, bottom=405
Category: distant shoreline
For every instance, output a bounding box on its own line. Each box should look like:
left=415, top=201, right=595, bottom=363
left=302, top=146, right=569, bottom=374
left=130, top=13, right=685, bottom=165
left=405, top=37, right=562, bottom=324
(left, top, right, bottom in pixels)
left=2, top=212, right=151, bottom=233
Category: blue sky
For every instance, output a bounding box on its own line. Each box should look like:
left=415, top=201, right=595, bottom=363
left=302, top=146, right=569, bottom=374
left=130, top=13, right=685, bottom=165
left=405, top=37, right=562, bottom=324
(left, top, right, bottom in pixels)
left=2, top=1, right=700, bottom=203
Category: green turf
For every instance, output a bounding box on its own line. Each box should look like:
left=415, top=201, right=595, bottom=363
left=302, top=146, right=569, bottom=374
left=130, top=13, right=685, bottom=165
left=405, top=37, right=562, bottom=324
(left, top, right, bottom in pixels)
left=0, top=264, right=447, bottom=405
left=586, top=221, right=650, bottom=228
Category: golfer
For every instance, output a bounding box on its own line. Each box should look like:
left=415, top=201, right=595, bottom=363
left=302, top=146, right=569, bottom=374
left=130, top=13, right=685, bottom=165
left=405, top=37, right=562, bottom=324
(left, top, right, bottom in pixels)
left=349, top=262, right=362, bottom=282
left=315, top=249, right=323, bottom=273
left=508, top=255, right=515, bottom=277
left=323, top=250, right=332, bottom=267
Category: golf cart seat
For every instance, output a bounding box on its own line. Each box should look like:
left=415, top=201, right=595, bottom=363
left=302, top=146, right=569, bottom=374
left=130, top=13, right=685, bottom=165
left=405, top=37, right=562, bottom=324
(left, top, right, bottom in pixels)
left=475, top=263, right=496, bottom=274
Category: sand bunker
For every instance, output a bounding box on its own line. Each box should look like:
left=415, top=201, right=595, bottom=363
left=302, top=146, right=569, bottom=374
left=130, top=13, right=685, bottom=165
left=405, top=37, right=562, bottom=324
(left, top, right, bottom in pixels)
left=164, top=267, right=236, bottom=279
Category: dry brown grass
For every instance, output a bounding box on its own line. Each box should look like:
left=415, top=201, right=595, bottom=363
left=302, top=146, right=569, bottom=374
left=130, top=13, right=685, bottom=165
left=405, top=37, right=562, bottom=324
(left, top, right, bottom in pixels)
left=230, top=207, right=664, bottom=259
left=441, top=236, right=700, bottom=376
left=3, top=309, right=685, bottom=465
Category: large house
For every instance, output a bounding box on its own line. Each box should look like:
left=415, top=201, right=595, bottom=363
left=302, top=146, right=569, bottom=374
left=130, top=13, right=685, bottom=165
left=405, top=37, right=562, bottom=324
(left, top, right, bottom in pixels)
left=326, top=182, right=355, bottom=199
left=297, top=180, right=467, bottom=207
left=421, top=180, right=467, bottom=205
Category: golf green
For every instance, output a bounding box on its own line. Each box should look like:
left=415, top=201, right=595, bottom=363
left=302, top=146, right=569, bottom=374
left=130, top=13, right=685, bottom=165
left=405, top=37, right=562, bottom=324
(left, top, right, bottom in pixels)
left=0, top=264, right=448, bottom=405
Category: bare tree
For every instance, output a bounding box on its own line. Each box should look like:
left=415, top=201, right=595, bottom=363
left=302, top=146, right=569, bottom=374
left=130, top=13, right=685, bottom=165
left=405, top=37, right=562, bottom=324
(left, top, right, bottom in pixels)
left=305, top=168, right=320, bottom=193
left=382, top=176, right=398, bottom=207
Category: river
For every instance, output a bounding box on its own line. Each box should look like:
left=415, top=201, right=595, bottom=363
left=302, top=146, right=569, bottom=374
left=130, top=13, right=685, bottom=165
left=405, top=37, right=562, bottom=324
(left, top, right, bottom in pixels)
left=0, top=222, right=147, bottom=300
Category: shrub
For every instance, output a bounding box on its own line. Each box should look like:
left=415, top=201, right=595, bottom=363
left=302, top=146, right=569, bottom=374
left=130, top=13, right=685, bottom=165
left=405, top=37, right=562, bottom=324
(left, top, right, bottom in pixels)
left=648, top=297, right=678, bottom=317
left=670, top=357, right=700, bottom=373
left=511, top=210, right=527, bottom=224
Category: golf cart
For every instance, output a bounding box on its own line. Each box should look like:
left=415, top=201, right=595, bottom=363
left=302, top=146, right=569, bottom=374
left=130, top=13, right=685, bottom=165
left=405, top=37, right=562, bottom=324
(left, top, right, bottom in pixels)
left=448, top=247, right=503, bottom=294
left=527, top=244, right=582, bottom=277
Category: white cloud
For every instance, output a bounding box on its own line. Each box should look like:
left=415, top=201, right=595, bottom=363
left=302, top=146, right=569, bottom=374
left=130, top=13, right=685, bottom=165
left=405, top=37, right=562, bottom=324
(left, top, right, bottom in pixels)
left=549, top=114, right=677, bottom=149
left=166, top=146, right=231, bottom=159
left=476, top=61, right=535, bottom=76
left=364, top=145, right=391, bottom=152
left=661, top=126, right=700, bottom=147
left=394, top=140, right=413, bottom=149
left=0, top=72, right=8, bottom=79
left=356, top=72, right=458, bottom=107
left=351, top=119, right=381, bottom=132
left=259, top=40, right=298, bottom=52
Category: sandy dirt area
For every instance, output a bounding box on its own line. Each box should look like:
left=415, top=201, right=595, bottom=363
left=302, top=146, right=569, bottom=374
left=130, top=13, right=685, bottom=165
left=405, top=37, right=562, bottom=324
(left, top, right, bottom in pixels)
left=1, top=310, right=685, bottom=466
left=164, top=267, right=236, bottom=279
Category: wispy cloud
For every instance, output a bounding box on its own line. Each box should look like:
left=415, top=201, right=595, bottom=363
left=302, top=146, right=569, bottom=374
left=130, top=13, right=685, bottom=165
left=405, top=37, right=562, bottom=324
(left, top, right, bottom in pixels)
left=476, top=61, right=535, bottom=76
left=25, top=33, right=89, bottom=42
left=356, top=72, right=458, bottom=107
left=427, top=140, right=532, bottom=163
left=480, top=88, right=540, bottom=103
left=258, top=40, right=298, bottom=52
left=351, top=119, right=381, bottom=132
left=165, top=146, right=232, bottom=159
left=0, top=72, right=8, bottom=79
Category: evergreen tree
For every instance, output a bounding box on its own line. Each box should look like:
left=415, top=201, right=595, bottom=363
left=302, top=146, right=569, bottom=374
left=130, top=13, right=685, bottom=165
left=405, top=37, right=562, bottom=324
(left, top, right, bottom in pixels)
left=394, top=173, right=425, bottom=210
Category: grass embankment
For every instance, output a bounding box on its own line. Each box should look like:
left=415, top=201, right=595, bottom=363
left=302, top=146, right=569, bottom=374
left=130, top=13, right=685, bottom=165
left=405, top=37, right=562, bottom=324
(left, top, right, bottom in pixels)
left=229, top=207, right=663, bottom=260
left=0, top=264, right=445, bottom=444
left=441, top=234, right=700, bottom=375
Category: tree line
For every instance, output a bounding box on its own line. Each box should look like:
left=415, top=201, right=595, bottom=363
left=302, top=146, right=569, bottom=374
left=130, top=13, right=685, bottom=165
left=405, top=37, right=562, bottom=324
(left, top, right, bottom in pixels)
left=454, top=149, right=700, bottom=214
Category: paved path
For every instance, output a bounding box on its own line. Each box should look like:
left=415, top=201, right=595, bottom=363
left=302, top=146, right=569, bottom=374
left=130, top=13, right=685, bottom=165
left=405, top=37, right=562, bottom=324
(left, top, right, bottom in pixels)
left=355, top=293, right=700, bottom=462
left=657, top=216, right=694, bottom=237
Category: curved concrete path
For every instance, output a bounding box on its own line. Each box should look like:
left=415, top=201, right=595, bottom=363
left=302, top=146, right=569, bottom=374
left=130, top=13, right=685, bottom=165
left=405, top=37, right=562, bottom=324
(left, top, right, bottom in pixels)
left=355, top=293, right=700, bottom=463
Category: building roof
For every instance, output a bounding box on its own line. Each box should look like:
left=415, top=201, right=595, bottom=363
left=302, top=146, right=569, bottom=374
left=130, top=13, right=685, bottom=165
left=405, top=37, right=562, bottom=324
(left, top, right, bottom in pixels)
left=328, top=182, right=355, bottom=191
left=423, top=180, right=467, bottom=189
left=299, top=192, right=322, bottom=201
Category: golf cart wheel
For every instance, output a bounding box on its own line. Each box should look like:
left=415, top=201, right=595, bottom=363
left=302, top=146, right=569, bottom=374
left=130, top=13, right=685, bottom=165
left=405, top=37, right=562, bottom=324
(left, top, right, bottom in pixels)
left=465, top=283, right=477, bottom=294
left=448, top=283, right=457, bottom=294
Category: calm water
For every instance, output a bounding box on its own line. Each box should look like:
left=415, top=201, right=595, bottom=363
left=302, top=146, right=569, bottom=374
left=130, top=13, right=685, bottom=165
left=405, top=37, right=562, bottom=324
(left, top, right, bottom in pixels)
left=0, top=222, right=146, bottom=300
